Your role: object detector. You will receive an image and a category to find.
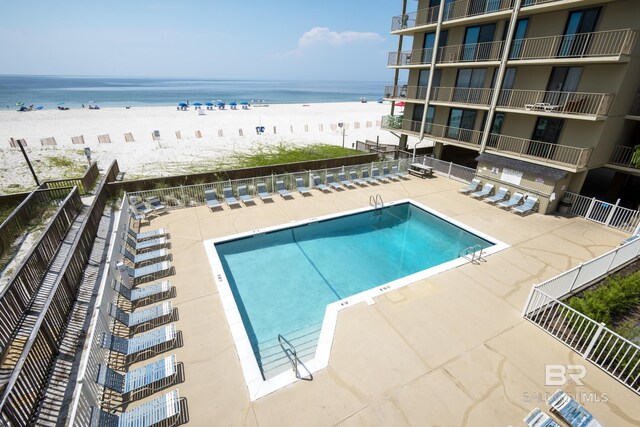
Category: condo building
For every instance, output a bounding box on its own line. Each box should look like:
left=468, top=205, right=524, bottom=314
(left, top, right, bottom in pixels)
left=383, top=0, right=640, bottom=214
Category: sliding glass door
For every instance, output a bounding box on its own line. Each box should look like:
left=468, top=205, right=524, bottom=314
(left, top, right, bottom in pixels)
left=447, top=108, right=477, bottom=142
left=559, top=8, right=600, bottom=57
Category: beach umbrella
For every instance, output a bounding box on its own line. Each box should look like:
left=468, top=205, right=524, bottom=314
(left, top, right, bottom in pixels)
left=395, top=101, right=405, bottom=107
left=178, top=102, right=188, bottom=107
left=205, top=102, right=214, bottom=106
left=193, top=102, right=202, bottom=106
left=216, top=102, right=225, bottom=107
left=229, top=101, right=237, bottom=106
left=240, top=101, right=249, bottom=105
left=36, top=106, right=44, bottom=110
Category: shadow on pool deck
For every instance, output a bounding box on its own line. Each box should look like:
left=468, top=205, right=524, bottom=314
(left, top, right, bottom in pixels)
left=135, top=176, right=639, bottom=426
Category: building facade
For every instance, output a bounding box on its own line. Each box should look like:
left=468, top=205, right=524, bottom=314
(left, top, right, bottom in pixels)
left=383, top=0, right=640, bottom=214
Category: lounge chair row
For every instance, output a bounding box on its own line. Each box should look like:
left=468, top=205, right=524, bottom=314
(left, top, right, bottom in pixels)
left=524, top=389, right=601, bottom=427
left=204, top=166, right=409, bottom=211
left=129, top=196, right=167, bottom=221
left=459, top=178, right=539, bottom=216
left=91, top=225, right=186, bottom=426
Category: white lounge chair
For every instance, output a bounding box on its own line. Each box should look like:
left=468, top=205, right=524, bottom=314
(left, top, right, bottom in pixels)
left=497, top=192, right=524, bottom=209
left=90, top=389, right=183, bottom=427
left=361, top=169, right=378, bottom=185
left=382, top=166, right=400, bottom=181
left=118, top=261, right=174, bottom=285
left=391, top=165, right=409, bottom=179
left=511, top=196, right=538, bottom=216
left=470, top=183, right=494, bottom=199
left=101, top=324, right=178, bottom=365
left=114, top=279, right=174, bottom=309
left=237, top=185, right=255, bottom=205
left=276, top=180, right=292, bottom=199
left=325, top=174, right=342, bottom=190
left=458, top=178, right=481, bottom=194
left=223, top=187, right=241, bottom=208
left=127, top=227, right=168, bottom=242
left=349, top=170, right=367, bottom=187
left=312, top=175, right=331, bottom=192
left=124, top=236, right=170, bottom=253
left=371, top=167, right=389, bottom=183
left=205, top=189, right=222, bottom=211
left=484, top=186, right=509, bottom=204
left=109, top=301, right=176, bottom=334
left=338, top=172, right=356, bottom=188
left=295, top=177, right=311, bottom=195
left=523, top=408, right=561, bottom=427
left=547, top=389, right=601, bottom=427
left=145, top=196, right=166, bottom=214
left=256, top=182, right=273, bottom=202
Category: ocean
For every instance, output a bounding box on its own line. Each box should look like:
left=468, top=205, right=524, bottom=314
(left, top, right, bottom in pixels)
left=0, top=75, right=386, bottom=109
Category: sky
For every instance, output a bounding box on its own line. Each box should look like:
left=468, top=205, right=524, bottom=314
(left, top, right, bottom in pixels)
left=0, top=0, right=406, bottom=81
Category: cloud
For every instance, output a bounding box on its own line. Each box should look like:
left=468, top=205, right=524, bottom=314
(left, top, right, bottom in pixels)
left=280, top=27, right=385, bottom=57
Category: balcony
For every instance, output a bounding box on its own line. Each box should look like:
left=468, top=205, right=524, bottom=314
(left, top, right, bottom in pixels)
left=608, top=145, right=640, bottom=170
left=381, top=116, right=591, bottom=170
left=628, top=91, right=640, bottom=119
left=387, top=40, right=503, bottom=67
left=497, top=89, right=614, bottom=120
left=391, top=0, right=514, bottom=33
left=384, top=85, right=429, bottom=102
left=388, top=48, right=434, bottom=67
left=431, top=87, right=494, bottom=107
left=510, top=29, right=637, bottom=63
left=485, top=134, right=591, bottom=170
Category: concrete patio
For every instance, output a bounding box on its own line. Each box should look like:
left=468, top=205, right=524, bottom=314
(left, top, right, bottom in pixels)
left=135, top=175, right=640, bottom=426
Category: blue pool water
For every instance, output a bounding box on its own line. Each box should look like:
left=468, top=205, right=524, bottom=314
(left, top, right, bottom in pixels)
left=214, top=202, right=493, bottom=374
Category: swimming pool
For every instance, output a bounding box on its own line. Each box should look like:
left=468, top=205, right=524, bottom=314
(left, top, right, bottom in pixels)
left=205, top=200, right=507, bottom=399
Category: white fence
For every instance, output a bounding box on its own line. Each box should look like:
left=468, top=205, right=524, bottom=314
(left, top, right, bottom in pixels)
left=563, top=191, right=640, bottom=234
left=522, top=237, right=640, bottom=394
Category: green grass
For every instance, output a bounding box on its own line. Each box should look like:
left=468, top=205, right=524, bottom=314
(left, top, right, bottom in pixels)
left=46, top=156, right=87, bottom=176
left=567, top=270, right=640, bottom=339
left=230, top=143, right=360, bottom=168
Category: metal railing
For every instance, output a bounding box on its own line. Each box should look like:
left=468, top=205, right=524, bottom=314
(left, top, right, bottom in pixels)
left=561, top=192, right=640, bottom=234
left=485, top=134, right=591, bottom=169
left=387, top=48, right=434, bottom=66
left=384, top=85, right=429, bottom=101
left=512, top=29, right=637, bottom=61
left=391, top=0, right=514, bottom=31
left=439, top=40, right=504, bottom=63
left=522, top=237, right=640, bottom=395
left=497, top=89, right=614, bottom=117
left=381, top=116, right=484, bottom=149
left=431, top=87, right=494, bottom=106
left=608, top=145, right=640, bottom=170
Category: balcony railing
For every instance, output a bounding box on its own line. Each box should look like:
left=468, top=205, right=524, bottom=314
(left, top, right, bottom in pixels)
left=388, top=48, right=434, bottom=67
left=384, top=85, right=429, bottom=101
left=431, top=87, right=494, bottom=106
left=497, top=89, right=614, bottom=118
left=608, top=145, right=640, bottom=170
left=630, top=91, right=640, bottom=116
left=381, top=116, right=591, bottom=169
left=391, top=0, right=514, bottom=32
left=512, top=29, right=637, bottom=61
left=486, top=134, right=591, bottom=169
left=439, top=40, right=504, bottom=63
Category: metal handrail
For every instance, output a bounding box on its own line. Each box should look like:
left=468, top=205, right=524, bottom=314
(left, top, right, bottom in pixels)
left=369, top=194, right=384, bottom=212
left=458, top=244, right=485, bottom=264
left=277, top=334, right=300, bottom=378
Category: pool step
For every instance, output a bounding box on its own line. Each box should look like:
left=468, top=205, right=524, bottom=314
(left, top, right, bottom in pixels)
left=256, top=322, right=323, bottom=379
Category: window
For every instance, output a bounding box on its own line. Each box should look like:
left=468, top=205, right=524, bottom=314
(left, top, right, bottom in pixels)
left=418, top=69, right=442, bottom=88
left=545, top=66, right=582, bottom=107
left=493, top=67, right=517, bottom=105
left=411, top=105, right=436, bottom=134
left=509, top=19, right=529, bottom=59
left=447, top=108, right=477, bottom=141
left=482, top=112, right=504, bottom=147
left=559, top=8, right=600, bottom=56
left=462, top=23, right=496, bottom=61
left=529, top=117, right=564, bottom=158
left=455, top=68, right=487, bottom=103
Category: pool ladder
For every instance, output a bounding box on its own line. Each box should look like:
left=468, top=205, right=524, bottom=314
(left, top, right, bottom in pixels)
left=459, top=244, right=485, bottom=264
left=278, top=334, right=301, bottom=378
left=369, top=194, right=384, bottom=215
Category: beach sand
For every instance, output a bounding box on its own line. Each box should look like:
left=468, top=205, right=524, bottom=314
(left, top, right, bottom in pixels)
left=0, top=102, right=413, bottom=192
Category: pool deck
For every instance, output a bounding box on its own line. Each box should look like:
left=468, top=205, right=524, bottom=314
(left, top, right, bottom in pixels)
left=136, top=175, right=640, bottom=426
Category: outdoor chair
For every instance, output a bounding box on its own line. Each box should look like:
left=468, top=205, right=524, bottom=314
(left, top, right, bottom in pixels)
left=223, top=187, right=240, bottom=208
left=145, top=196, right=166, bottom=214
left=276, top=180, right=292, bottom=199
left=100, top=324, right=179, bottom=366
left=371, top=167, right=389, bottom=183
left=361, top=169, right=378, bottom=185
left=124, top=235, right=170, bottom=253
left=122, top=247, right=171, bottom=267
left=497, top=192, right=524, bottom=209
left=256, top=182, right=273, bottom=202
left=237, top=185, right=255, bottom=205
left=205, top=189, right=222, bottom=211
left=312, top=175, right=331, bottom=192
left=118, top=261, right=174, bottom=285
left=511, top=196, right=539, bottom=216
left=96, top=355, right=183, bottom=405
left=295, top=177, right=311, bottom=195
left=391, top=165, right=409, bottom=179
left=483, top=186, right=508, bottom=204
left=130, top=201, right=153, bottom=217
left=127, top=227, right=168, bottom=242
left=109, top=301, right=177, bottom=335
left=470, top=183, right=494, bottom=199
left=382, top=166, right=400, bottom=181
left=458, top=178, right=481, bottom=194
left=338, top=172, right=356, bottom=188
left=114, top=279, right=174, bottom=309
left=89, top=389, right=184, bottom=427
left=547, top=389, right=601, bottom=427
left=325, top=174, right=342, bottom=190
left=349, top=170, right=367, bottom=187
left=523, top=408, right=561, bottom=427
